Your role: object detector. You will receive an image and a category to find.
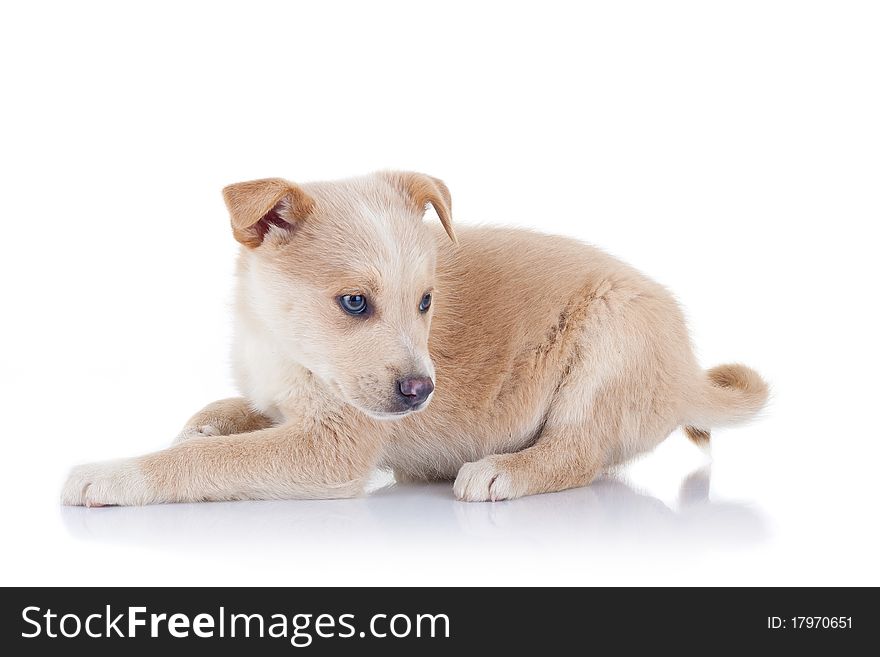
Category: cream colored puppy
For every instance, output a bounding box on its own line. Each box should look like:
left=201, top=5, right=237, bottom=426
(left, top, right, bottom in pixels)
left=62, top=171, right=767, bottom=506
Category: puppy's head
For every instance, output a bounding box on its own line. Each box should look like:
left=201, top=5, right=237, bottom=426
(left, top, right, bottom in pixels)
left=224, top=171, right=455, bottom=419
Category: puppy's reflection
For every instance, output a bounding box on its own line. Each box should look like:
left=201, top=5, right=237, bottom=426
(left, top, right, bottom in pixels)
left=447, top=467, right=766, bottom=548
left=60, top=467, right=765, bottom=552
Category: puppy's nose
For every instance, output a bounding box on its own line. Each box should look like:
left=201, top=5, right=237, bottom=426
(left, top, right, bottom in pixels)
left=397, top=376, right=434, bottom=406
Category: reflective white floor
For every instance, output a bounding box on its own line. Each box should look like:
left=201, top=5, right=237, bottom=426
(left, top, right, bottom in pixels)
left=45, top=455, right=782, bottom=586
left=3, top=404, right=877, bottom=586
left=60, top=467, right=766, bottom=555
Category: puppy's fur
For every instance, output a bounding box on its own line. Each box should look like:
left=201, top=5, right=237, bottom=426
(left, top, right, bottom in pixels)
left=62, top=171, right=767, bottom=506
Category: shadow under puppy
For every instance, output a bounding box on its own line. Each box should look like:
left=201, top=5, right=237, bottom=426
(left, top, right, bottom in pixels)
left=62, top=171, right=768, bottom=506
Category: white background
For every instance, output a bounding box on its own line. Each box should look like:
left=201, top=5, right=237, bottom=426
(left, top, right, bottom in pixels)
left=1, top=1, right=878, bottom=586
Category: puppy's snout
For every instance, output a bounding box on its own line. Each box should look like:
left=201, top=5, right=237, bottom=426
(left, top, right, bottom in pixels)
left=397, top=376, right=434, bottom=407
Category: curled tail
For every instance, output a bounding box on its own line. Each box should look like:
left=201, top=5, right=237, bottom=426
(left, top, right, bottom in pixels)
left=684, top=363, right=769, bottom=445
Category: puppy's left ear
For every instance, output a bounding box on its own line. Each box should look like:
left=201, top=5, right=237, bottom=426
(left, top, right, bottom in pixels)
left=384, top=171, right=456, bottom=243
left=222, top=178, right=315, bottom=248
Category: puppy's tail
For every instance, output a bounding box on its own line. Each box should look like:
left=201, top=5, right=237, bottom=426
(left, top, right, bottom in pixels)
left=683, top=363, right=769, bottom=445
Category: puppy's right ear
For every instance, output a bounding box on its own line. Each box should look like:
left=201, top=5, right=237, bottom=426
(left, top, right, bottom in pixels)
left=222, top=178, right=315, bottom=248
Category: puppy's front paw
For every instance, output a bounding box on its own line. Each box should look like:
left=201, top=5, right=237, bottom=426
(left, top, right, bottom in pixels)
left=61, top=458, right=153, bottom=507
left=453, top=456, right=525, bottom=502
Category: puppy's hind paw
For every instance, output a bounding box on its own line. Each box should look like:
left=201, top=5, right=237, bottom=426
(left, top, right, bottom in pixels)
left=453, top=456, right=524, bottom=502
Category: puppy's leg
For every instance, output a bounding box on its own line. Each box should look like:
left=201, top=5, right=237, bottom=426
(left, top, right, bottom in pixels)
left=453, top=424, right=602, bottom=502
left=454, top=358, right=605, bottom=502
left=173, top=397, right=275, bottom=444
left=62, top=421, right=380, bottom=506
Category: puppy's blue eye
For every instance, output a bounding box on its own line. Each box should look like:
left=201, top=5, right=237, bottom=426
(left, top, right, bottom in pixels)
left=339, top=294, right=368, bottom=315
left=419, top=293, right=432, bottom=313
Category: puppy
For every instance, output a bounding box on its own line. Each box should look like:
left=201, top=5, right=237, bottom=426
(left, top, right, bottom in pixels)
left=62, top=171, right=767, bottom=506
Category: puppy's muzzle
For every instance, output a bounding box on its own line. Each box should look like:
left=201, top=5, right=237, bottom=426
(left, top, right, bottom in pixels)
left=396, top=376, right=434, bottom=408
